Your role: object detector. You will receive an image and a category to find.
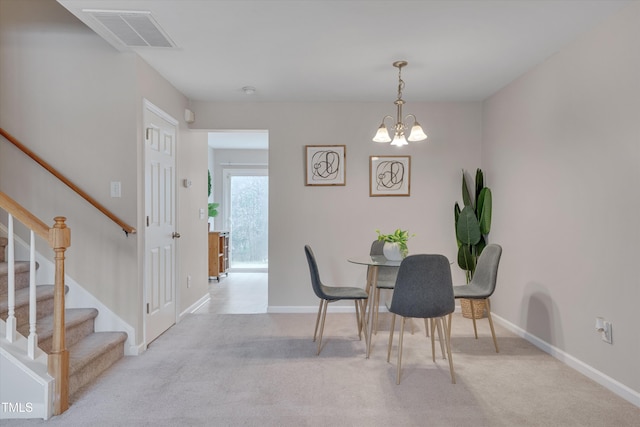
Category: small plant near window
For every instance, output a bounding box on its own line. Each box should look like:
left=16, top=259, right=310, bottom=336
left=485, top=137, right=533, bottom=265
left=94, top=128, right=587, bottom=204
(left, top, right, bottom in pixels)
left=208, top=170, right=219, bottom=218
left=208, top=202, right=219, bottom=218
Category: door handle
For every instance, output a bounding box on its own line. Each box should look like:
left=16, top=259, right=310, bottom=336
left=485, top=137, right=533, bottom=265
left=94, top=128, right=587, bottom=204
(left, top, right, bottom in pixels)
left=172, top=232, right=181, bottom=239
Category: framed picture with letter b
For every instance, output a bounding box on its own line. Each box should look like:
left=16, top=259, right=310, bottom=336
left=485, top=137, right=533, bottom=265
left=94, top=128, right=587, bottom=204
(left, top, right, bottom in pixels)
left=369, top=155, right=410, bottom=196
left=305, top=145, right=346, bottom=186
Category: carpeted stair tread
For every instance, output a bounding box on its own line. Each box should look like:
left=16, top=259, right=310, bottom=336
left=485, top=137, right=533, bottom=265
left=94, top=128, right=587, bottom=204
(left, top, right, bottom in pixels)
left=33, top=307, right=98, bottom=337
left=0, top=284, right=55, bottom=312
left=68, top=332, right=128, bottom=399
left=0, top=261, right=31, bottom=275
left=0, top=261, right=32, bottom=294
left=69, top=332, right=128, bottom=375
left=27, top=308, right=98, bottom=352
left=0, top=285, right=58, bottom=327
left=0, top=237, right=7, bottom=262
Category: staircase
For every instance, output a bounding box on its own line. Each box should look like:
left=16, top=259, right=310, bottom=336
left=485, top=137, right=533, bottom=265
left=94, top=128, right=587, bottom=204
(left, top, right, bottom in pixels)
left=0, top=236, right=127, bottom=412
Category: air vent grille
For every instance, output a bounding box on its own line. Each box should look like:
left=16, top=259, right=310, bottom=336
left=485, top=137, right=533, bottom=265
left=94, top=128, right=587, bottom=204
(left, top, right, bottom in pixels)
left=84, top=10, right=176, bottom=48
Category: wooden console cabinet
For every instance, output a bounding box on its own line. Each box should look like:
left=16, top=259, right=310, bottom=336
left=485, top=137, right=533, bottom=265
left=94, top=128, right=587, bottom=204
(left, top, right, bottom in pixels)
left=208, top=231, right=229, bottom=280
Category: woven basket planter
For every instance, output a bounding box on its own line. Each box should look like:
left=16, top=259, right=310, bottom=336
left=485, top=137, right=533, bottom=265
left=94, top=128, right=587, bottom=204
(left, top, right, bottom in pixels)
left=460, top=299, right=486, bottom=319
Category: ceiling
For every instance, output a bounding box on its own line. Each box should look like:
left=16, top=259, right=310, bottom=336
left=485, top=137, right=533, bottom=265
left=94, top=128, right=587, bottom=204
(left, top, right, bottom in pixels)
left=207, top=130, right=269, bottom=150
left=58, top=0, right=631, bottom=105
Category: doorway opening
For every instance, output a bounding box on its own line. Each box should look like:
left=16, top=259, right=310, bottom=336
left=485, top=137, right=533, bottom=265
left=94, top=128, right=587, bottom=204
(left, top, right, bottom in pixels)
left=208, top=130, right=268, bottom=312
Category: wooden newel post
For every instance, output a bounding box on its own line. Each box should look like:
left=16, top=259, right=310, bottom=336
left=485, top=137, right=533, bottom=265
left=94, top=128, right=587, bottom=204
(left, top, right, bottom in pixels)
left=48, top=216, right=70, bottom=415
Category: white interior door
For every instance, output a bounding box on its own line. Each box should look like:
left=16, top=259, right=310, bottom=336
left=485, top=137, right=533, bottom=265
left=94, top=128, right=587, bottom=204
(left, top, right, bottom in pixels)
left=144, top=101, right=178, bottom=344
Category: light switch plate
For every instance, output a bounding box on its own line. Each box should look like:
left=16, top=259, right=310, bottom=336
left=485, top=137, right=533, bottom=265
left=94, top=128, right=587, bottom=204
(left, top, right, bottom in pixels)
left=110, top=181, right=121, bottom=198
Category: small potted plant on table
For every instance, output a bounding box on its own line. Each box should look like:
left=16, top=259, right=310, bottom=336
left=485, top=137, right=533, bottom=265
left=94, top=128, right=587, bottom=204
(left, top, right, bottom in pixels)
left=375, top=228, right=414, bottom=261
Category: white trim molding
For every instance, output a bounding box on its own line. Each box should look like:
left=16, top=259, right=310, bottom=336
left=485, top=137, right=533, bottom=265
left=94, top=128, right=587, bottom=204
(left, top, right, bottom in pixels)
left=493, top=314, right=640, bottom=408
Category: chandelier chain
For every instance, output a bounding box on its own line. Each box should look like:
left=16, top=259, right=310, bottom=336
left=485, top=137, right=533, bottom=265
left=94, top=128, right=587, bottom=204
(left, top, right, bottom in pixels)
left=397, top=67, right=405, bottom=101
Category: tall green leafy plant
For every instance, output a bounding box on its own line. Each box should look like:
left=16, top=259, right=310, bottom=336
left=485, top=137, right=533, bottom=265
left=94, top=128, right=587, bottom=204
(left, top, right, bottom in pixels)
left=454, top=169, right=492, bottom=282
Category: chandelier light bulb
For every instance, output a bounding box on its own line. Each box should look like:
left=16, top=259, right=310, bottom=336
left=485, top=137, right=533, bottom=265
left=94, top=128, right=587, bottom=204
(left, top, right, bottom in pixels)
left=373, top=123, right=392, bottom=143
left=391, top=133, right=408, bottom=147
left=407, top=121, right=427, bottom=142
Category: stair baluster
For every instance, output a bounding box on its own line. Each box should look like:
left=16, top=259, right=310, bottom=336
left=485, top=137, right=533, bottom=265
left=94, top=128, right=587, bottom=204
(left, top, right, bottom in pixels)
left=28, top=230, right=38, bottom=359
left=5, top=214, right=16, bottom=342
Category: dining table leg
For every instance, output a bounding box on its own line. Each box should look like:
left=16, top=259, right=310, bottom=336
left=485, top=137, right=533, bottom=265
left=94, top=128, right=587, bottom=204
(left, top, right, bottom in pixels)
left=366, top=265, right=379, bottom=358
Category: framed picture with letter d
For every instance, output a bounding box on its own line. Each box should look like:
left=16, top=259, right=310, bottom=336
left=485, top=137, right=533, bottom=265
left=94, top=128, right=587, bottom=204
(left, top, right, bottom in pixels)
left=369, top=155, right=410, bottom=196
left=305, top=145, right=346, bottom=186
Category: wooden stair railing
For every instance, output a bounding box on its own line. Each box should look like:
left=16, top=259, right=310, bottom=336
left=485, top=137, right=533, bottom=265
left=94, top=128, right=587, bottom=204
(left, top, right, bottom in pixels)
left=0, top=128, right=136, bottom=235
left=0, top=191, right=71, bottom=415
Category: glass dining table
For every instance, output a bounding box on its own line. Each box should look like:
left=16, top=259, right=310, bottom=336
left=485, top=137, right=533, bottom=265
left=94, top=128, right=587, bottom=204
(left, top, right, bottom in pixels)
left=347, top=255, right=402, bottom=358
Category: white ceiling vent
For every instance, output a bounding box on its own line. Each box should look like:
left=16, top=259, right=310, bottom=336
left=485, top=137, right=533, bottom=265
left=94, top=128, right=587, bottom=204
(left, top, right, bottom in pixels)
left=83, top=9, right=176, bottom=48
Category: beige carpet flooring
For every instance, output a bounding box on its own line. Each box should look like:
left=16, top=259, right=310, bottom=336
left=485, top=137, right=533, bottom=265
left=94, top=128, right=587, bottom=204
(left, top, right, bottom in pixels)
left=6, top=274, right=640, bottom=426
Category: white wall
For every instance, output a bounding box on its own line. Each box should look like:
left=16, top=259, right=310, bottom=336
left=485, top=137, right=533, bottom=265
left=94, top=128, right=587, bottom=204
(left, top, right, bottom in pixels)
left=483, top=2, right=640, bottom=396
left=0, top=0, right=140, bottom=330
left=0, top=0, right=209, bottom=345
left=5, top=0, right=635, bottom=403
left=191, top=101, right=483, bottom=309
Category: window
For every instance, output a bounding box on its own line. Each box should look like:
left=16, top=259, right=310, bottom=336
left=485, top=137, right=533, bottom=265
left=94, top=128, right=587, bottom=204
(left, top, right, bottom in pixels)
left=223, top=169, right=268, bottom=270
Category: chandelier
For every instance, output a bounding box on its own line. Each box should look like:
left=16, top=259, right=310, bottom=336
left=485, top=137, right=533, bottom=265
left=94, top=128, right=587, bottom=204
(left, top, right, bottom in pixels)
left=372, top=61, right=427, bottom=147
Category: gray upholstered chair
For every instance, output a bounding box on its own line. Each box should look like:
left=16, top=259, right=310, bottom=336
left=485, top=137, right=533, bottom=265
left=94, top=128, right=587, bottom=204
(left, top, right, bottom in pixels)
left=386, top=254, right=456, bottom=384
left=368, top=240, right=399, bottom=333
left=453, top=244, right=502, bottom=353
left=304, top=245, right=369, bottom=355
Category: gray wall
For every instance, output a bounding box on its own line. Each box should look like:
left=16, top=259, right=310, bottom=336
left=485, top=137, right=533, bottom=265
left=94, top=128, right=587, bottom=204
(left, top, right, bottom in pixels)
left=0, top=0, right=209, bottom=347
left=1, top=0, right=637, bottom=402
left=483, top=2, right=640, bottom=396
left=191, top=101, right=482, bottom=308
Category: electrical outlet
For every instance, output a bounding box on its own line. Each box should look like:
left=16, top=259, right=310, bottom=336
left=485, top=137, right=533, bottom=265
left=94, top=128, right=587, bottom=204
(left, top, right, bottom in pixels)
left=601, top=321, right=612, bottom=344
left=187, top=275, right=192, bottom=288
left=595, top=317, right=612, bottom=344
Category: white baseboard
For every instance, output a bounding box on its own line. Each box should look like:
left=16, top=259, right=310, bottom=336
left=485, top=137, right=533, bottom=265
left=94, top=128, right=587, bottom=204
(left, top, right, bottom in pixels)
left=266, top=303, right=638, bottom=408
left=268, top=303, right=464, bottom=315
left=492, top=314, right=640, bottom=408
left=268, top=305, right=387, bottom=314
left=180, top=294, right=211, bottom=319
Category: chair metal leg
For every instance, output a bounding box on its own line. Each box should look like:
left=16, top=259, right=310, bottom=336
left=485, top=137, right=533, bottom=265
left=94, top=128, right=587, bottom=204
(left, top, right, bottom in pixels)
left=424, top=319, right=430, bottom=337
left=313, top=299, right=323, bottom=342
left=387, top=313, right=396, bottom=362
left=442, top=315, right=456, bottom=384
left=396, top=316, right=406, bottom=384
left=354, top=300, right=362, bottom=339
left=469, top=299, right=479, bottom=339
left=485, top=298, right=499, bottom=353
left=316, top=299, right=328, bottom=355
left=430, top=318, right=436, bottom=362
left=436, top=318, right=446, bottom=359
